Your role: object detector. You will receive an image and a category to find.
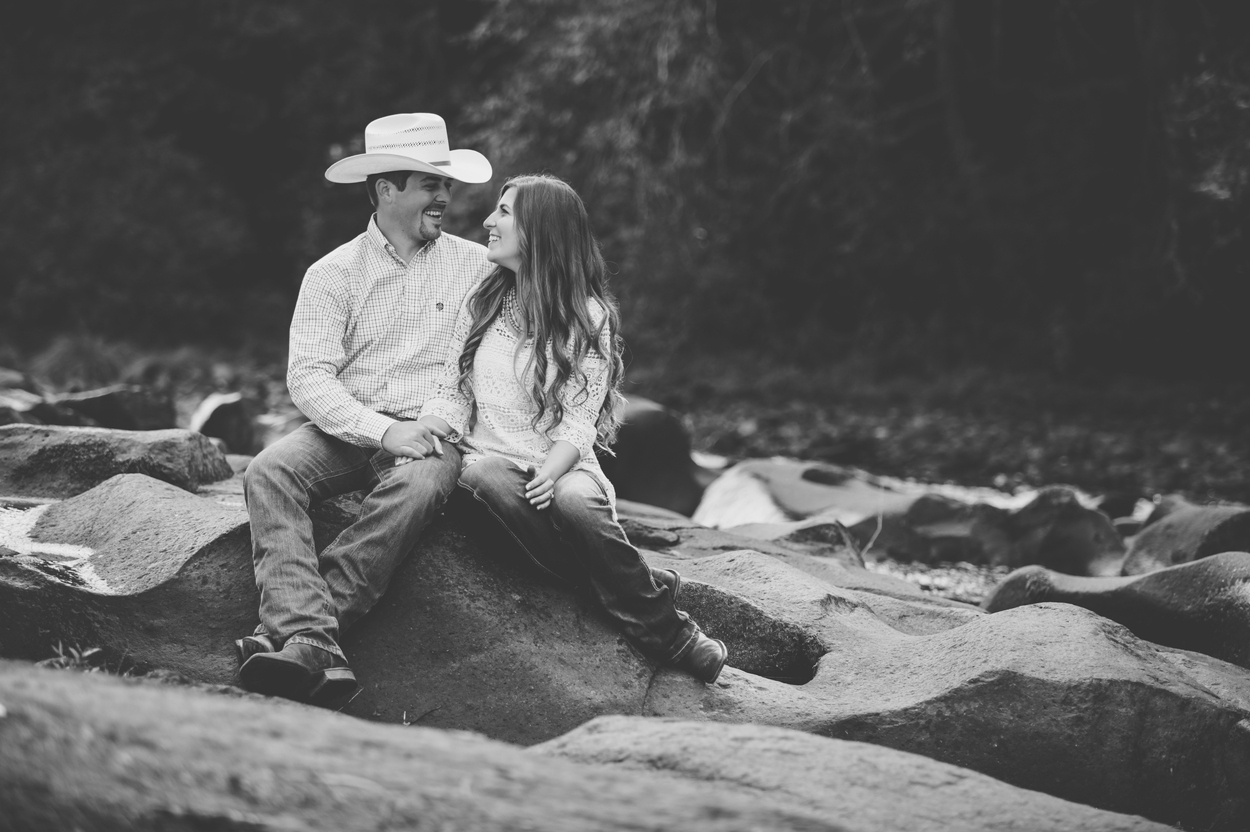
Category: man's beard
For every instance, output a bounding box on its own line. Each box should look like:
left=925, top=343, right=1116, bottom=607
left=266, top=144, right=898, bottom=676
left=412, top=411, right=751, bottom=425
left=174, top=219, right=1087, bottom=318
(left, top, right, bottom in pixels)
left=419, top=218, right=442, bottom=241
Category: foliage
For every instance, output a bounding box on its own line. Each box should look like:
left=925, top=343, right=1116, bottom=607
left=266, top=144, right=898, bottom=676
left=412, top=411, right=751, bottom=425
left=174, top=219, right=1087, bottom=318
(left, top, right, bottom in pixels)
left=1, top=0, right=1248, bottom=378
left=37, top=642, right=104, bottom=672
left=464, top=0, right=1250, bottom=375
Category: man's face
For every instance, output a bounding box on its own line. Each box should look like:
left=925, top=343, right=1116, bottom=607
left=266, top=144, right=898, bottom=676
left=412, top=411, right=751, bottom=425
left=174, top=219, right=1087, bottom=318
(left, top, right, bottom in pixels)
left=384, top=173, right=454, bottom=244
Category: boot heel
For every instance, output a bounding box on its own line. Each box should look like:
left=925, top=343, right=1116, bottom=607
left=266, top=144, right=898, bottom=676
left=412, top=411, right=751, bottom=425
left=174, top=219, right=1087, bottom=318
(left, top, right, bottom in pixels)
left=235, top=634, right=276, bottom=667
left=308, top=667, right=360, bottom=706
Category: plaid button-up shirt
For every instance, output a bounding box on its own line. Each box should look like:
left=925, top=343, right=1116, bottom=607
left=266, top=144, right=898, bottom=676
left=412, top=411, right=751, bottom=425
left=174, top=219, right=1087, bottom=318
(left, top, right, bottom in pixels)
left=287, top=216, right=491, bottom=448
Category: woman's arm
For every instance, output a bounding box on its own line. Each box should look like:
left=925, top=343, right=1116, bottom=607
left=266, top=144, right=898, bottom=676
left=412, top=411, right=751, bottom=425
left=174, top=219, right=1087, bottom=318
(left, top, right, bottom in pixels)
left=528, top=311, right=615, bottom=509
left=525, top=440, right=580, bottom=510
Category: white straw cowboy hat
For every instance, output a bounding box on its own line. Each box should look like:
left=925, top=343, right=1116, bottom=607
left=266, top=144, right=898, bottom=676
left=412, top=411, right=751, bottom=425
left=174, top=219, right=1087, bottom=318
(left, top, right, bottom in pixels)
left=325, top=113, right=492, bottom=185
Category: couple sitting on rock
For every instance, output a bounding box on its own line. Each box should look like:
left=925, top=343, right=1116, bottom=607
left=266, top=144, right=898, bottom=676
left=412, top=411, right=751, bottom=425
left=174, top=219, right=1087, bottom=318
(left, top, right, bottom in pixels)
left=236, top=113, right=728, bottom=705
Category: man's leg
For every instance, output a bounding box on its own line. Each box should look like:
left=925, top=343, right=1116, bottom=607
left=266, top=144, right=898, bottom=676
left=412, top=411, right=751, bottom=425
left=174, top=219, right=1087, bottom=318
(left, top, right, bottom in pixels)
left=321, top=444, right=463, bottom=632
left=245, top=423, right=375, bottom=657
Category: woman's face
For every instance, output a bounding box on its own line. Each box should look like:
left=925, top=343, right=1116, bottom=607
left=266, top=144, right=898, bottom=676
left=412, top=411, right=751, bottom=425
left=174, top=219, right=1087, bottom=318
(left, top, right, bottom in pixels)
left=484, top=187, right=522, bottom=272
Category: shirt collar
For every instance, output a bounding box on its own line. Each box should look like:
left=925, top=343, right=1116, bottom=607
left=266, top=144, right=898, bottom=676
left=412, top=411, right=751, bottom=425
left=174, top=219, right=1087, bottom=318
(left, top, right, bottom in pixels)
left=367, top=214, right=438, bottom=265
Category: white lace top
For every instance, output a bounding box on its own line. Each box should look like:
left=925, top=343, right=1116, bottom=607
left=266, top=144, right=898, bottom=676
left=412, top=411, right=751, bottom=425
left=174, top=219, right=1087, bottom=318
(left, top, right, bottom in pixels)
left=421, top=289, right=617, bottom=505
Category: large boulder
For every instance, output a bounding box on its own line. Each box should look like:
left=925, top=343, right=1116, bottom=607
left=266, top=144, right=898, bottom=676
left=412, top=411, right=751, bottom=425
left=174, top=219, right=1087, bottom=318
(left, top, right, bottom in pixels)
left=0, top=387, right=95, bottom=427
left=597, top=396, right=711, bottom=516
left=1122, top=500, right=1250, bottom=575
left=188, top=390, right=264, bottom=455
left=0, top=475, right=256, bottom=681
left=539, top=716, right=1169, bottom=832
left=50, top=384, right=176, bottom=431
left=0, top=424, right=232, bottom=498
left=983, top=552, right=1250, bottom=670
left=3, top=474, right=831, bottom=743
left=0, top=662, right=1171, bottom=832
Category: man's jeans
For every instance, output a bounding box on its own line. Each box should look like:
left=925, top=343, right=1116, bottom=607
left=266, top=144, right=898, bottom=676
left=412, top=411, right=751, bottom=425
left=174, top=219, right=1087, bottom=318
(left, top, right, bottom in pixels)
left=459, top=456, right=699, bottom=663
left=245, top=422, right=461, bottom=659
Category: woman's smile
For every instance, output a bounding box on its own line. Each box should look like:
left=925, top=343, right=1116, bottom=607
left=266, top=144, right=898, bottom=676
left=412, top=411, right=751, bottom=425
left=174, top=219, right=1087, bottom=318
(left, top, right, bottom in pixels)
left=483, top=188, right=521, bottom=271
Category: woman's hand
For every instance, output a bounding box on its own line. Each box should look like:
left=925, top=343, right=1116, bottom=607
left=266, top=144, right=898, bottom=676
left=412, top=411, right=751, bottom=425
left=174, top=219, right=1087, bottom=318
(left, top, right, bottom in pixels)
left=525, top=441, right=579, bottom=509
left=525, top=465, right=555, bottom=510
left=386, top=419, right=447, bottom=466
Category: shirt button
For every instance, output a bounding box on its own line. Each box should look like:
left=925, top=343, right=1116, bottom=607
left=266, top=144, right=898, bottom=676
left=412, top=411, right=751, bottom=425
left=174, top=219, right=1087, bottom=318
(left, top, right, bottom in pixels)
left=436, top=302, right=444, bottom=311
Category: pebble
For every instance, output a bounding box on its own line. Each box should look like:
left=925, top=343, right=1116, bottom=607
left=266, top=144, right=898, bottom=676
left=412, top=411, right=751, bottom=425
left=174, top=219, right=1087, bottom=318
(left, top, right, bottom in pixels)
left=865, top=558, right=1010, bottom=607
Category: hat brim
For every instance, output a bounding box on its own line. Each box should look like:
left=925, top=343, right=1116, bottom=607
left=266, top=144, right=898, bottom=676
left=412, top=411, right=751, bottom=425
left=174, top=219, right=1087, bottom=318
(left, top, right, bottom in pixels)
left=325, top=149, right=492, bottom=185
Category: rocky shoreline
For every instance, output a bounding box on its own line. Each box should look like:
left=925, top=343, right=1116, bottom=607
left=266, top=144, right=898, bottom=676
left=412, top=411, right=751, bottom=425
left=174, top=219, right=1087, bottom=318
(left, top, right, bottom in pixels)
left=3, top=384, right=1250, bottom=830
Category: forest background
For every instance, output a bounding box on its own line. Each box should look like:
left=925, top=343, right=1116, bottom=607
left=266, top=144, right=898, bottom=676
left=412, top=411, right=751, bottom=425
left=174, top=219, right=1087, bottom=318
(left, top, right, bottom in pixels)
left=2, top=0, right=1248, bottom=503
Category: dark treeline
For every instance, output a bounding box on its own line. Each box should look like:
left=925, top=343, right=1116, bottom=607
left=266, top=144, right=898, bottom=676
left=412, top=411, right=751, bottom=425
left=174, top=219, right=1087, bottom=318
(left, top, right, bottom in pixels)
left=2, top=0, right=1247, bottom=380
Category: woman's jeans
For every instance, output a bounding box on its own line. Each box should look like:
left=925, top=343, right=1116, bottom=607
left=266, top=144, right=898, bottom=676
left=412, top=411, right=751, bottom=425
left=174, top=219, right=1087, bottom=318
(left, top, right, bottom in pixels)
left=244, top=422, right=461, bottom=659
left=459, top=456, right=699, bottom=663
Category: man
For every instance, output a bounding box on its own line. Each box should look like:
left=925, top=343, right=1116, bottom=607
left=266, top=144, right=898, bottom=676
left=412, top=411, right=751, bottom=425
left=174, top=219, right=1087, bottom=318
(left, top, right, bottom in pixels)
left=237, top=113, right=493, bottom=704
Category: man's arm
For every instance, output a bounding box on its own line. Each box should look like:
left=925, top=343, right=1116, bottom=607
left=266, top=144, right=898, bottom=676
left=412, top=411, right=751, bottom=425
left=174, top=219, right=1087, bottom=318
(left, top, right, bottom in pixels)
left=286, top=264, right=397, bottom=448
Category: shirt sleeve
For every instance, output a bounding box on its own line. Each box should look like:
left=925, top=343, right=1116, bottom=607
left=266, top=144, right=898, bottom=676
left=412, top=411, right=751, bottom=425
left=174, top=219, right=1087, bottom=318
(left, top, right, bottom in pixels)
left=286, top=263, right=395, bottom=448
left=418, top=294, right=476, bottom=442
left=548, top=310, right=612, bottom=461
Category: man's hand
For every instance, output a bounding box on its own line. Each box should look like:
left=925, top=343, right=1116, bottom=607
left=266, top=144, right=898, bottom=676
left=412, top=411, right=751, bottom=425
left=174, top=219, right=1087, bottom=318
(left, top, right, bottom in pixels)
left=383, top=420, right=447, bottom=463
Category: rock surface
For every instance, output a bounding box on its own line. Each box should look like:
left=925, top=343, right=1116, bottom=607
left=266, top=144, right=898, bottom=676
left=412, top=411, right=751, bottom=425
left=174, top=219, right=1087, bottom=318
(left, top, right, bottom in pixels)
left=50, top=384, right=177, bottom=431
left=597, top=396, right=711, bottom=516
left=188, top=390, right=263, bottom=455
left=0, top=388, right=95, bottom=427
left=850, top=485, right=1125, bottom=575
left=1122, top=500, right=1250, bottom=575
left=538, top=716, right=1169, bottom=832
left=694, top=458, right=915, bottom=528
left=0, top=661, right=1173, bottom=832
left=0, top=475, right=255, bottom=682
left=704, top=459, right=1123, bottom=575
left=984, top=552, right=1250, bottom=671
left=639, top=551, right=1250, bottom=830
left=0, top=424, right=232, bottom=498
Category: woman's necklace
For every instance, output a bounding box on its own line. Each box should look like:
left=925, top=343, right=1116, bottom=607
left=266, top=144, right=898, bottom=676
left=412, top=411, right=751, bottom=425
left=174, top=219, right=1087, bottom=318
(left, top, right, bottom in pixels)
left=503, top=289, right=527, bottom=335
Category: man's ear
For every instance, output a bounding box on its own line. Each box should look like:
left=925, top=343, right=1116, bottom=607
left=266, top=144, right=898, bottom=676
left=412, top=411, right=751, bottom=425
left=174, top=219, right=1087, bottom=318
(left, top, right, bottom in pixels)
left=374, top=178, right=392, bottom=204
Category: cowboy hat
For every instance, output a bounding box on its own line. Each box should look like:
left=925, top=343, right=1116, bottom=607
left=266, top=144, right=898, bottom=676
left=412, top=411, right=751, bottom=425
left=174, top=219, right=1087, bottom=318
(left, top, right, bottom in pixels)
left=325, top=113, right=492, bottom=185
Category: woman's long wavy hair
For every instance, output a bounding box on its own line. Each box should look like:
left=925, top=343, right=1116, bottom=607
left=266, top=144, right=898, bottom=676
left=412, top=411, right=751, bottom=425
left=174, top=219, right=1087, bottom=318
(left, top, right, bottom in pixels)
left=457, top=174, right=625, bottom=449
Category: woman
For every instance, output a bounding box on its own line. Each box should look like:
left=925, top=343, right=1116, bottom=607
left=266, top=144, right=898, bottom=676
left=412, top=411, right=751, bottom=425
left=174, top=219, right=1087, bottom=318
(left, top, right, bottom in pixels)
left=417, top=174, right=728, bottom=683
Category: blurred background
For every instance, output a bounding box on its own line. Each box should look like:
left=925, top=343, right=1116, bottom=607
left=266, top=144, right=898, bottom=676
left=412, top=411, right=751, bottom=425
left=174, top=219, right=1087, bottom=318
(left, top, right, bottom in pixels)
left=2, top=0, right=1248, bottom=502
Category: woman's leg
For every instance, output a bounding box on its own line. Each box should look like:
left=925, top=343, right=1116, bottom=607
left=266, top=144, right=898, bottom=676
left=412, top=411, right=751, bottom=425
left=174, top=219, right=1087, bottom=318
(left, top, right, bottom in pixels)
left=459, top=460, right=696, bottom=661
left=458, top=456, right=582, bottom=581
left=547, top=472, right=698, bottom=663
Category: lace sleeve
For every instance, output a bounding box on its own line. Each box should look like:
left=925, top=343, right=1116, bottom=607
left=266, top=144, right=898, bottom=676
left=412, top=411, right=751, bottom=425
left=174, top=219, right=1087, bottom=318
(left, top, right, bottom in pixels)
left=549, top=310, right=612, bottom=460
